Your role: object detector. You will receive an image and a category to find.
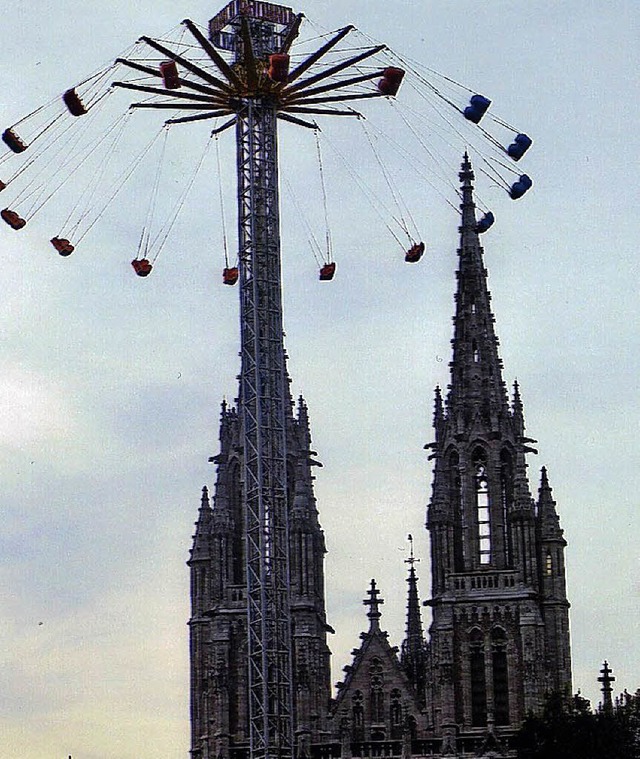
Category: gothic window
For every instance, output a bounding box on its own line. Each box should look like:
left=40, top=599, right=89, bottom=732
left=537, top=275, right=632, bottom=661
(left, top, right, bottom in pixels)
left=229, top=461, right=244, bottom=584
left=371, top=688, right=384, bottom=725
left=450, top=451, right=464, bottom=572
left=370, top=658, right=385, bottom=724
left=500, top=450, right=513, bottom=567
left=390, top=689, right=402, bottom=740
left=545, top=551, right=553, bottom=576
left=469, top=628, right=487, bottom=727
left=472, top=340, right=480, bottom=363
left=492, top=628, right=510, bottom=725
left=352, top=690, right=365, bottom=741
left=474, top=450, right=491, bottom=565
left=287, top=460, right=296, bottom=511
left=192, top=568, right=199, bottom=599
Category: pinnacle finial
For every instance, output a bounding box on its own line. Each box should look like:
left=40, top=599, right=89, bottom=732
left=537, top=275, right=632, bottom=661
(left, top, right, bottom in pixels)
left=363, top=579, right=384, bottom=630
left=598, top=660, right=615, bottom=713
left=201, top=485, right=210, bottom=508
left=459, top=152, right=475, bottom=187
left=297, top=394, right=309, bottom=424
left=540, top=465, right=550, bottom=490
left=513, top=379, right=522, bottom=406
left=538, top=466, right=563, bottom=538
left=434, top=385, right=444, bottom=421
left=458, top=152, right=478, bottom=233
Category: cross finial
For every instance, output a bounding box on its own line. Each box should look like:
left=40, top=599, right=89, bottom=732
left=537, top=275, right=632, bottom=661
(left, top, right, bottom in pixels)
left=363, top=579, right=384, bottom=629
left=598, top=660, right=615, bottom=713
left=405, top=533, right=420, bottom=568
left=459, top=151, right=474, bottom=187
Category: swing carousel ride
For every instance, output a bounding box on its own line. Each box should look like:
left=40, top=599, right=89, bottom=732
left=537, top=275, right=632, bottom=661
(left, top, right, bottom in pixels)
left=0, top=4, right=533, bottom=759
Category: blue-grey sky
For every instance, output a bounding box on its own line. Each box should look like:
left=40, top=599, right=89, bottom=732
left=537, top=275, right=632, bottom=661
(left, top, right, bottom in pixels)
left=0, top=2, right=638, bottom=758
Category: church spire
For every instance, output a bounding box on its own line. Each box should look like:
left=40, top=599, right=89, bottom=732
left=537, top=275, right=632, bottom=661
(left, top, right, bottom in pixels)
left=401, top=535, right=427, bottom=705
left=447, top=154, right=509, bottom=426
left=403, top=535, right=423, bottom=644
left=426, top=155, right=572, bottom=730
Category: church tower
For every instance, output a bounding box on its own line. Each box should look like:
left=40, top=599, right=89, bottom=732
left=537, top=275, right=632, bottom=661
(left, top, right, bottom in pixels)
left=188, top=391, right=332, bottom=759
left=425, top=155, right=571, bottom=742
left=187, top=155, right=572, bottom=759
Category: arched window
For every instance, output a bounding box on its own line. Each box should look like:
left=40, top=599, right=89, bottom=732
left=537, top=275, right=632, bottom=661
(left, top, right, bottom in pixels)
left=545, top=551, right=553, bottom=576
left=371, top=688, right=384, bottom=724
left=469, top=628, right=487, bottom=727
left=370, top=658, right=385, bottom=724
left=450, top=451, right=464, bottom=572
left=500, top=450, right=513, bottom=568
left=492, top=628, right=510, bottom=725
left=474, top=449, right=491, bottom=565
left=352, top=690, right=364, bottom=741
left=390, top=689, right=402, bottom=740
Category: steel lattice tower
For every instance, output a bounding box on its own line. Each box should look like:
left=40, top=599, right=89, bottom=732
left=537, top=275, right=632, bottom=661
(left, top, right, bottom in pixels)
left=116, top=4, right=400, bottom=755
left=237, top=79, right=293, bottom=759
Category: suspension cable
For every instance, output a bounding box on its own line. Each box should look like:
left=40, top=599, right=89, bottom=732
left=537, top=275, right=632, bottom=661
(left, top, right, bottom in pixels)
left=75, top=124, right=167, bottom=244
left=61, top=110, right=132, bottom=236
left=360, top=118, right=416, bottom=242
left=23, top=94, right=120, bottom=218
left=282, top=173, right=324, bottom=267
left=149, top=131, right=214, bottom=262
left=138, top=126, right=169, bottom=259
left=215, top=134, right=230, bottom=267
left=314, top=129, right=332, bottom=263
left=320, top=128, right=405, bottom=250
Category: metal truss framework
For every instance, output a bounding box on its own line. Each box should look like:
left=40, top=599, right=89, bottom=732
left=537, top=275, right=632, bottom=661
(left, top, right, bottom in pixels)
left=115, top=4, right=399, bottom=757
left=237, top=96, right=293, bottom=759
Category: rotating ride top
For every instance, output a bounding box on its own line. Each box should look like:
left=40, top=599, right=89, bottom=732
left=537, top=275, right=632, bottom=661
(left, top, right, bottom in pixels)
left=0, top=3, right=535, bottom=757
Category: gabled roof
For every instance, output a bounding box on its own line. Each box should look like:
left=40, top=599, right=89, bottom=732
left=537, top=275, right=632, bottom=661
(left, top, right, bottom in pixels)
left=332, top=580, right=423, bottom=715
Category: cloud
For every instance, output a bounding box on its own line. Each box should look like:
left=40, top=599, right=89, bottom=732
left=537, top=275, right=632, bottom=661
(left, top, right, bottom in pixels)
left=0, top=365, right=73, bottom=448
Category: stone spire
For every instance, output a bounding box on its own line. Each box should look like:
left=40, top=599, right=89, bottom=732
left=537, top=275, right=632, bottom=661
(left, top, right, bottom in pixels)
left=403, top=535, right=424, bottom=646
left=538, top=466, right=563, bottom=540
left=290, top=396, right=323, bottom=524
left=401, top=535, right=427, bottom=706
left=425, top=155, right=572, bottom=731
left=512, top=380, right=525, bottom=437
left=190, top=486, right=213, bottom=562
left=447, top=153, right=509, bottom=428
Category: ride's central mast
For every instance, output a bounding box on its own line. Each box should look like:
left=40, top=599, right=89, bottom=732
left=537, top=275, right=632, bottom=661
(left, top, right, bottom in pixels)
left=116, top=5, right=402, bottom=755
left=234, top=25, right=293, bottom=759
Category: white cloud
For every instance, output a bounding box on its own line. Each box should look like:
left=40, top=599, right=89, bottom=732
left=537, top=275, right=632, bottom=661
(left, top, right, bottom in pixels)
left=0, top=366, right=74, bottom=448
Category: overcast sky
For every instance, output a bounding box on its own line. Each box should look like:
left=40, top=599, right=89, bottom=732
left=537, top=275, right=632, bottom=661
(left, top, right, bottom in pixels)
left=0, top=2, right=638, bottom=758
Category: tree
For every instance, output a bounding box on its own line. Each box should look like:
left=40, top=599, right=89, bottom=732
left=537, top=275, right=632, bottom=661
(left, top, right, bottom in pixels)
left=515, top=690, right=640, bottom=759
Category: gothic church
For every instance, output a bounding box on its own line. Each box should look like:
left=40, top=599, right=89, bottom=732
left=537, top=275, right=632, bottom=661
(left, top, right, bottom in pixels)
left=187, top=156, right=572, bottom=758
